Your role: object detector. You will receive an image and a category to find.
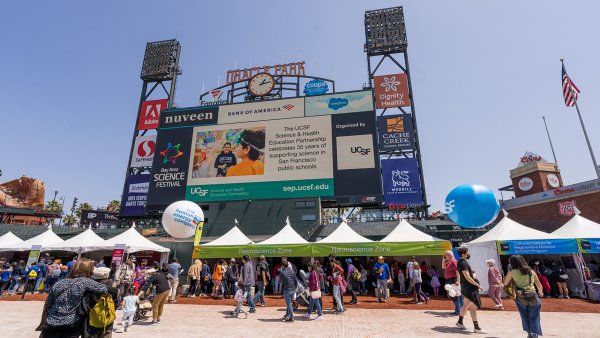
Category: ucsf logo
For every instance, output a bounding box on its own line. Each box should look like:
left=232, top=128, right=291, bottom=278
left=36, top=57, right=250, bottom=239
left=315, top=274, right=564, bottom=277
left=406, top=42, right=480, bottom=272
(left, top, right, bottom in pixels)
left=190, top=187, right=209, bottom=196
left=350, top=146, right=371, bottom=155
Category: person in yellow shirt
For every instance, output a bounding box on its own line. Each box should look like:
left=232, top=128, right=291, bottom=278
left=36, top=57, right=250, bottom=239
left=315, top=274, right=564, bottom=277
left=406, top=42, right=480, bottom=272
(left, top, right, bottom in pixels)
left=227, top=129, right=265, bottom=176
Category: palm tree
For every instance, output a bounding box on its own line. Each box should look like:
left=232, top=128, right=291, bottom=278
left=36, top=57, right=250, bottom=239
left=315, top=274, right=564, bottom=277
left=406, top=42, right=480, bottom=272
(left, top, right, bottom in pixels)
left=63, top=214, right=78, bottom=227
left=44, top=200, right=62, bottom=225
left=75, top=202, right=93, bottom=218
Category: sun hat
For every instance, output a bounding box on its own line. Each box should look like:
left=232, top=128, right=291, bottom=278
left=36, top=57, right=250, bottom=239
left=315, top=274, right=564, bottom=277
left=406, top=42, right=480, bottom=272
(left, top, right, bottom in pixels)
left=91, top=267, right=111, bottom=280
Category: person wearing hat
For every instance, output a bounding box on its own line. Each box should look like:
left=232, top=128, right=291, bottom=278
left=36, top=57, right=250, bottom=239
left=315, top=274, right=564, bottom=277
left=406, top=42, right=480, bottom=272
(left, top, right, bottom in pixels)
left=345, top=258, right=359, bottom=305
left=187, top=259, right=203, bottom=298
left=115, top=257, right=135, bottom=303
left=374, top=256, right=391, bottom=303
left=225, top=258, right=239, bottom=299
left=486, top=259, right=503, bottom=309
left=83, top=266, right=119, bottom=337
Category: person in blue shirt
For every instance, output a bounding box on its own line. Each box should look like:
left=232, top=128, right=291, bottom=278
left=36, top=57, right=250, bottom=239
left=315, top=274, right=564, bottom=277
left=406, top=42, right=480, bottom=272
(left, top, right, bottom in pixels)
left=201, top=261, right=211, bottom=296
left=0, top=263, right=12, bottom=296
left=167, top=258, right=183, bottom=302
left=24, top=263, right=41, bottom=294
left=34, top=259, right=47, bottom=293
left=373, top=256, right=392, bottom=303
left=8, top=261, right=24, bottom=294
left=66, top=258, right=77, bottom=271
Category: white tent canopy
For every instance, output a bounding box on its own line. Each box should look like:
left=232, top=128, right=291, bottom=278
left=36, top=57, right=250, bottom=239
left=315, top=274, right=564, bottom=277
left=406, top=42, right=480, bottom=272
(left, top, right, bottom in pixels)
left=257, top=217, right=308, bottom=245
left=318, top=220, right=372, bottom=243
left=203, top=222, right=253, bottom=246
left=380, top=219, right=446, bottom=242
left=552, top=213, right=600, bottom=239
left=44, top=227, right=108, bottom=253
left=0, top=226, right=63, bottom=251
left=468, top=212, right=559, bottom=244
left=465, top=211, right=558, bottom=294
left=0, top=232, right=22, bottom=248
left=104, top=225, right=170, bottom=253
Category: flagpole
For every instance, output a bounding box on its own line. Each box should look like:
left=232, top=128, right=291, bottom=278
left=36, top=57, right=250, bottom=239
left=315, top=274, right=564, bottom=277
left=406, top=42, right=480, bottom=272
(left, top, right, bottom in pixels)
left=542, top=116, right=558, bottom=164
left=561, top=59, right=600, bottom=179
left=573, top=101, right=600, bottom=178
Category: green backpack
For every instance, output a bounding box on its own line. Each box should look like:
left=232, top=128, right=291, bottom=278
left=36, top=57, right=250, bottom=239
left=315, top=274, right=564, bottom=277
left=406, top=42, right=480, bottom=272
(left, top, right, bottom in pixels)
left=89, top=294, right=116, bottom=329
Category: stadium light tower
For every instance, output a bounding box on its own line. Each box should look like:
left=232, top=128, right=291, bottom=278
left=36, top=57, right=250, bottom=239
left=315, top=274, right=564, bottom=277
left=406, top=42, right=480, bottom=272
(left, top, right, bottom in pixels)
left=365, top=6, right=429, bottom=218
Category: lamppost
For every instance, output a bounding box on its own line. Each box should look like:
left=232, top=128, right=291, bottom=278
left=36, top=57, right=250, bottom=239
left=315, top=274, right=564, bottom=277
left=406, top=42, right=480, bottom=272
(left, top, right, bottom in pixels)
left=58, top=196, right=65, bottom=226
left=52, top=190, right=58, bottom=202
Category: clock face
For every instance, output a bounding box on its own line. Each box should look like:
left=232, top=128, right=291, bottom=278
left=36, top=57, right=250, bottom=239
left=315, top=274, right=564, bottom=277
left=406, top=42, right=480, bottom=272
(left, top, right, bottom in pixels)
left=248, top=73, right=275, bottom=96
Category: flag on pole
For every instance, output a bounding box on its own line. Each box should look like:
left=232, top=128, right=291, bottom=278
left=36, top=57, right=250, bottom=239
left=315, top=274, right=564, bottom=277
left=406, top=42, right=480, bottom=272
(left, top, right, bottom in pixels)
left=562, top=63, right=580, bottom=107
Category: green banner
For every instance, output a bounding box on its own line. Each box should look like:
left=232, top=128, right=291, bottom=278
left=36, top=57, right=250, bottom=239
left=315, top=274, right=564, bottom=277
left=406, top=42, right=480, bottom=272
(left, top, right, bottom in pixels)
left=194, top=243, right=313, bottom=259
left=186, top=178, right=334, bottom=202
left=311, top=241, right=452, bottom=257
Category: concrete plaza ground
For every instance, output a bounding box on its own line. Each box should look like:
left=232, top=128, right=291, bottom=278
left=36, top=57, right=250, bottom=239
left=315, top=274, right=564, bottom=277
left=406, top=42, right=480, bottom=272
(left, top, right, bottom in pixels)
left=2, top=301, right=598, bottom=338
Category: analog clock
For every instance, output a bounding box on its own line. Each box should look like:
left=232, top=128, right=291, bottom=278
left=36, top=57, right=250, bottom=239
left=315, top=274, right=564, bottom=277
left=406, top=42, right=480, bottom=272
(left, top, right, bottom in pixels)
left=248, top=73, right=275, bottom=96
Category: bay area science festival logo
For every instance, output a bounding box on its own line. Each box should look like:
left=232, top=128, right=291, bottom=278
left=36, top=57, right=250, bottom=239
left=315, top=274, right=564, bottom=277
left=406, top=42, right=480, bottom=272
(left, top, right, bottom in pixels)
left=160, top=143, right=183, bottom=164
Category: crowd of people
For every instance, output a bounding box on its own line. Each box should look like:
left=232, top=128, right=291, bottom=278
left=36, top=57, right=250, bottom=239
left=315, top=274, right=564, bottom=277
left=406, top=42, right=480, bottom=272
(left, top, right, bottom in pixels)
left=0, top=249, right=585, bottom=337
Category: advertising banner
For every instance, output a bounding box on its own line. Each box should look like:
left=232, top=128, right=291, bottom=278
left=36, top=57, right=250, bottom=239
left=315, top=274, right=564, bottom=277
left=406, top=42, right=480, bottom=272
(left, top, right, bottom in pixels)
left=160, top=106, right=218, bottom=129
left=186, top=115, right=334, bottom=202
left=578, top=238, right=600, bottom=253
left=146, top=128, right=193, bottom=209
left=381, top=158, right=423, bottom=207
left=130, top=135, right=157, bottom=168
left=496, top=239, right=579, bottom=255
left=111, top=244, right=126, bottom=267
left=311, top=241, right=451, bottom=257
left=305, top=90, right=374, bottom=116
left=195, top=244, right=312, bottom=259
left=137, top=99, right=168, bottom=130
left=26, top=245, right=42, bottom=267
left=373, top=73, right=411, bottom=109
left=217, top=98, right=304, bottom=124
left=377, top=114, right=414, bottom=151
left=121, top=174, right=151, bottom=217
left=303, top=79, right=329, bottom=96
left=81, top=210, right=119, bottom=223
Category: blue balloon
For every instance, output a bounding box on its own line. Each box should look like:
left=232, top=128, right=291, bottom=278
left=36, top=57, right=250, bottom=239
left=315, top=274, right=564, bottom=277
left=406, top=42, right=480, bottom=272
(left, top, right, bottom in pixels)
left=445, top=184, right=500, bottom=229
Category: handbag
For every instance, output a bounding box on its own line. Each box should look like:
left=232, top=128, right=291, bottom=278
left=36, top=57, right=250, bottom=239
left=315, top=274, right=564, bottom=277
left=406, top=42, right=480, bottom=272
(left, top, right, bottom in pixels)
left=515, top=274, right=540, bottom=306
left=310, top=290, right=322, bottom=299
left=503, top=279, right=517, bottom=300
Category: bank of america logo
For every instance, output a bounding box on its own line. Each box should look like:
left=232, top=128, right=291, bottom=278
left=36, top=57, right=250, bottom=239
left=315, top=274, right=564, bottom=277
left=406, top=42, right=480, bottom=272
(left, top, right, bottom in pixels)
left=283, top=104, right=295, bottom=110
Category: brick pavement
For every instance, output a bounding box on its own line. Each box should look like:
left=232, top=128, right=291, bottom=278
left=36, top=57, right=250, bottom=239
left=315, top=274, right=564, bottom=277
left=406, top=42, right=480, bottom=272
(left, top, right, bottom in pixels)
left=2, top=301, right=598, bottom=337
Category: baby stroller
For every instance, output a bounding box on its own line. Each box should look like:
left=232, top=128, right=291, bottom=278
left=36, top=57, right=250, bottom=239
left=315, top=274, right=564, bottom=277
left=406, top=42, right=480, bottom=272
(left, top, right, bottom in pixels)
left=133, top=286, right=154, bottom=321
left=292, top=270, right=310, bottom=311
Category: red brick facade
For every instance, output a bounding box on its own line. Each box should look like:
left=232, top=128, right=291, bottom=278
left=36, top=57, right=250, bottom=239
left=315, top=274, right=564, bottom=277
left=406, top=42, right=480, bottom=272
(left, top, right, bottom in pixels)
left=506, top=191, right=600, bottom=232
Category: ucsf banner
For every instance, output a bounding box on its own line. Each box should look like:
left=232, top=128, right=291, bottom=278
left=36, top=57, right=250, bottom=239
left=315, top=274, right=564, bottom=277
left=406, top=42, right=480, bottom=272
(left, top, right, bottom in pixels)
left=186, top=115, right=334, bottom=202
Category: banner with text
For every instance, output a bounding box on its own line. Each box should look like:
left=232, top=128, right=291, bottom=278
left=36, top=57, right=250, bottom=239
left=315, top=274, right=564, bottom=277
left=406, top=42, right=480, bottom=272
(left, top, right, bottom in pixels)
left=377, top=114, right=414, bottom=152
left=186, top=115, right=334, bottom=202
left=381, top=158, right=423, bottom=207
left=120, top=174, right=151, bottom=217
left=373, top=73, right=410, bottom=109
left=305, top=90, right=373, bottom=116
left=496, top=239, right=578, bottom=255
left=218, top=98, right=304, bottom=124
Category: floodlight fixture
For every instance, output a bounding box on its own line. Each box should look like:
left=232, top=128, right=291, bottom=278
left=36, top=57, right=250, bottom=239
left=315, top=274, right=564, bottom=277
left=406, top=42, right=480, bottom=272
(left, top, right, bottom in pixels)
left=365, top=6, right=407, bottom=56
left=140, top=39, right=181, bottom=81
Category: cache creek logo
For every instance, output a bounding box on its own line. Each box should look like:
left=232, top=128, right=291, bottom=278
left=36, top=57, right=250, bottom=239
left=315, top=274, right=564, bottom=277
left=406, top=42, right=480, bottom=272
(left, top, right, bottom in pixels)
left=336, top=134, right=375, bottom=170
left=160, top=143, right=183, bottom=164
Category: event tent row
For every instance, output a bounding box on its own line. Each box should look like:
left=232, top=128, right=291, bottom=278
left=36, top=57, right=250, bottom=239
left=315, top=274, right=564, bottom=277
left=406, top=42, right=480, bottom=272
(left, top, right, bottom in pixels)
left=194, top=218, right=453, bottom=259
left=0, top=224, right=170, bottom=254
left=465, top=210, right=600, bottom=295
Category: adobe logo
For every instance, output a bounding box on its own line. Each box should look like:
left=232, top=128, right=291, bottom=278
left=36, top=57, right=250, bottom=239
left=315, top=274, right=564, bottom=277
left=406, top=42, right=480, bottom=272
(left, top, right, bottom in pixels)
left=137, top=99, right=168, bottom=130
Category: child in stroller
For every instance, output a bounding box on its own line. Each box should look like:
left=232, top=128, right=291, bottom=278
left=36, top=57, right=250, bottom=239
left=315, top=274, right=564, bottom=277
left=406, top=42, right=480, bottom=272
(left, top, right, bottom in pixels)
left=133, top=284, right=155, bottom=321
left=230, top=281, right=248, bottom=319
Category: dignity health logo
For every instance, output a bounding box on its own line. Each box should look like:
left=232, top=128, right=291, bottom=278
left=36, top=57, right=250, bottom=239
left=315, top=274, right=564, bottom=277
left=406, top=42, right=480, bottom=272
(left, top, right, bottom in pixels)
left=160, top=143, right=183, bottom=164
left=380, top=75, right=401, bottom=92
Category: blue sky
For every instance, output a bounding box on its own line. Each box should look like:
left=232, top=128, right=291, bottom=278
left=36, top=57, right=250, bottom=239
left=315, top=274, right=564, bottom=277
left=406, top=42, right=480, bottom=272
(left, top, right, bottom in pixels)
left=1, top=1, right=599, bottom=212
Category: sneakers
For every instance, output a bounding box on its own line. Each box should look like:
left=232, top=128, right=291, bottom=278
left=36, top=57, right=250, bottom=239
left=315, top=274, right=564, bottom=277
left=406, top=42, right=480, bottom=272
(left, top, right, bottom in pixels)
left=124, top=325, right=128, bottom=332
left=474, top=328, right=487, bottom=334
left=416, top=302, right=423, bottom=305
left=249, top=308, right=256, bottom=313
left=314, top=315, right=324, bottom=320
left=302, top=313, right=310, bottom=319
left=456, top=323, right=466, bottom=330
left=150, top=321, right=159, bottom=326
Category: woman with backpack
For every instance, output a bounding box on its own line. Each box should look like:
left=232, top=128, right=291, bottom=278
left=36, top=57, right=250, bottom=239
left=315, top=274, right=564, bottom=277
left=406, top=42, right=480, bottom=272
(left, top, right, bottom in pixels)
left=503, top=255, right=544, bottom=338
left=83, top=267, right=119, bottom=338
left=37, top=258, right=108, bottom=338
left=345, top=259, right=359, bottom=305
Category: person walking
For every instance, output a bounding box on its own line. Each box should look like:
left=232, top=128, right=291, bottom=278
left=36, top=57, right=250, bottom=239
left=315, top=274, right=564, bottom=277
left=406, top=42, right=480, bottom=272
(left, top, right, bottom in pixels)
left=429, top=266, right=441, bottom=297
left=120, top=288, right=138, bottom=332
left=253, top=256, right=268, bottom=306
left=329, top=259, right=345, bottom=313
left=303, top=263, right=323, bottom=320
left=84, top=267, right=118, bottom=338
left=552, top=261, right=570, bottom=299
left=405, top=256, right=416, bottom=295
left=345, top=259, right=359, bottom=305
left=455, top=247, right=486, bottom=334
left=115, top=258, right=135, bottom=302
left=201, top=260, right=211, bottom=296
left=273, top=261, right=282, bottom=295
left=503, top=255, right=544, bottom=338
left=280, top=261, right=298, bottom=322
left=486, top=259, right=503, bottom=309
left=143, top=263, right=171, bottom=325
left=374, top=256, right=391, bottom=303
left=241, top=255, right=256, bottom=313
left=225, top=258, right=239, bottom=299
left=167, top=258, right=182, bottom=303
left=232, top=281, right=248, bottom=318
left=187, top=259, right=202, bottom=298
left=442, top=250, right=463, bottom=315
left=36, top=258, right=108, bottom=337
left=411, top=262, right=429, bottom=304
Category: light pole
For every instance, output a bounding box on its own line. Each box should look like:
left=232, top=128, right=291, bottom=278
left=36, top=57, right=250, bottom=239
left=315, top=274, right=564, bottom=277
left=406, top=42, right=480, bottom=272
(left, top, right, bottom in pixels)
left=58, top=196, right=65, bottom=226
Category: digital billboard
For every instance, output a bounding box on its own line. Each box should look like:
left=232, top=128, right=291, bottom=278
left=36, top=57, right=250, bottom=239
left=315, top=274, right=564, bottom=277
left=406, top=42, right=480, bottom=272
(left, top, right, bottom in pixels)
left=145, top=90, right=383, bottom=209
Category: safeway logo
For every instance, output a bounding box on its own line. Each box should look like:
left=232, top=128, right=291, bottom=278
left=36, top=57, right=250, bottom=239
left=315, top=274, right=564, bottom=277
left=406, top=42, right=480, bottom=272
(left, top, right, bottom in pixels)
left=137, top=140, right=155, bottom=157
left=137, top=99, right=168, bottom=130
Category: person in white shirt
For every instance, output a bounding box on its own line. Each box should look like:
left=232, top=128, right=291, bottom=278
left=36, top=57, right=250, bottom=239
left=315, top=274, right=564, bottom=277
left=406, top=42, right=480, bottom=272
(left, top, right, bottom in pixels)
left=121, top=289, right=139, bottom=332
left=405, top=257, right=416, bottom=294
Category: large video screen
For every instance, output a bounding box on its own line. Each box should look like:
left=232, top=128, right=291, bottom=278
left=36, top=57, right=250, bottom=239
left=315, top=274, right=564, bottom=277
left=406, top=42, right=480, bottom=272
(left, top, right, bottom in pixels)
left=145, top=90, right=383, bottom=209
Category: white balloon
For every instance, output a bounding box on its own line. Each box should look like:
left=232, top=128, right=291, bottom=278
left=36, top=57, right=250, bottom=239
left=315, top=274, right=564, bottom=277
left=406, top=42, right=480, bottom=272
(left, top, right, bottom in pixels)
left=162, top=200, right=204, bottom=239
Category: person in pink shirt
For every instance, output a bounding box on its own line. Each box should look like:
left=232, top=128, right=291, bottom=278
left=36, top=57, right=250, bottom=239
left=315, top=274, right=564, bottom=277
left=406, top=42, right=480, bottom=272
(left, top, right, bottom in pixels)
left=486, top=259, right=503, bottom=309
left=442, top=250, right=463, bottom=315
